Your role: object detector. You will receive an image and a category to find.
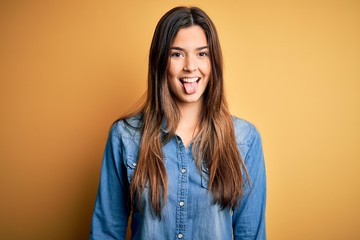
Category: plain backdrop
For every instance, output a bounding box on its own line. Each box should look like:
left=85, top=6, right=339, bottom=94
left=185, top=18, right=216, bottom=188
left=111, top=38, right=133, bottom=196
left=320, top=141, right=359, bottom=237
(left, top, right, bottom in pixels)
left=0, top=0, right=359, bottom=239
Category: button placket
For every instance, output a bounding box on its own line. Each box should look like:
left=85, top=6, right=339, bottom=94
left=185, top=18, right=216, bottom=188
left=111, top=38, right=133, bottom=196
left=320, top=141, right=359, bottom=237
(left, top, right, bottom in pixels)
left=176, top=138, right=188, bottom=240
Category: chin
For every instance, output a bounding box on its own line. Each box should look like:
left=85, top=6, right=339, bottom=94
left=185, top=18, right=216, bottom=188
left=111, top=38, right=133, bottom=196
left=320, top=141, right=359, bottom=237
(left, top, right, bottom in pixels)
left=181, top=95, right=203, bottom=104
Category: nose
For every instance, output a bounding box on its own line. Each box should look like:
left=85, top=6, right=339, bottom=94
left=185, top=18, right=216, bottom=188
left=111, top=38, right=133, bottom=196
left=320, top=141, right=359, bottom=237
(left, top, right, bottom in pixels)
left=183, top=55, right=198, bottom=72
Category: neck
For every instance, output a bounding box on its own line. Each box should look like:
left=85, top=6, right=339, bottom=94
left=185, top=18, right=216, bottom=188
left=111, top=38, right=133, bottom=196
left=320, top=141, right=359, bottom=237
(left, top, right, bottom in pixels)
left=175, top=100, right=203, bottom=147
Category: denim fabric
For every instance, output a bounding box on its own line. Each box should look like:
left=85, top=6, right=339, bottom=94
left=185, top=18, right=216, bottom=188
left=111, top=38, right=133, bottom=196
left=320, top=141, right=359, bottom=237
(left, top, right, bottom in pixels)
left=90, top=115, right=266, bottom=240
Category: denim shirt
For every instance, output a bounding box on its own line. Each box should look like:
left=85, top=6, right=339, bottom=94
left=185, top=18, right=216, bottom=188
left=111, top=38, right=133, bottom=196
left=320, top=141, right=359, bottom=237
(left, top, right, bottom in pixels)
left=90, top=115, right=266, bottom=240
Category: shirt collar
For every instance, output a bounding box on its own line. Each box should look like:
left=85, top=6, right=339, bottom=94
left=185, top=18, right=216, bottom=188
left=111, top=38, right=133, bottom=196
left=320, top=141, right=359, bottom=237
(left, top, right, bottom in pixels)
left=160, top=118, right=170, bottom=133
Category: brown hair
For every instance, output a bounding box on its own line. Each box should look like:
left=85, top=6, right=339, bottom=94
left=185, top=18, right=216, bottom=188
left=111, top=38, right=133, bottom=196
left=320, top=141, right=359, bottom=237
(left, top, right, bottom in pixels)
left=121, top=6, right=248, bottom=216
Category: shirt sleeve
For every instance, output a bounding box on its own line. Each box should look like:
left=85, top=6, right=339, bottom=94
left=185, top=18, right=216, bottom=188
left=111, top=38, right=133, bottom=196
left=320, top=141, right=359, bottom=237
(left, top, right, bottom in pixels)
left=233, top=126, right=267, bottom=240
left=90, top=122, right=130, bottom=240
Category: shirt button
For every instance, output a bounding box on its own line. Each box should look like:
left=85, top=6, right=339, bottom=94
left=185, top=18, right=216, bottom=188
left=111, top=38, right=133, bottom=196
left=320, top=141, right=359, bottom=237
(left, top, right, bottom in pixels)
left=132, top=163, right=137, bottom=167
left=179, top=201, right=184, bottom=206
left=181, top=168, right=186, bottom=173
left=178, top=233, right=183, bottom=239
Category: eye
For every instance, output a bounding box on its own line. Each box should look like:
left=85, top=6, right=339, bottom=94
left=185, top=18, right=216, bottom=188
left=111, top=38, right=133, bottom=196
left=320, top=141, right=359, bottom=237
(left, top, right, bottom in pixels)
left=170, top=52, right=184, bottom=58
left=198, top=51, right=209, bottom=57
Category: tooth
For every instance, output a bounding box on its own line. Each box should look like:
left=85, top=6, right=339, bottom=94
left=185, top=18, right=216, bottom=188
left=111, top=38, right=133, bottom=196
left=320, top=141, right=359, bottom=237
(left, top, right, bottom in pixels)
left=181, top=77, right=198, bottom=83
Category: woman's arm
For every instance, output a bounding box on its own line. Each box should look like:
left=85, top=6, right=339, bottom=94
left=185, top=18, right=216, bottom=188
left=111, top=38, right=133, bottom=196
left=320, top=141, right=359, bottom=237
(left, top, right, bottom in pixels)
left=233, top=126, right=267, bottom=240
left=90, top=123, right=130, bottom=240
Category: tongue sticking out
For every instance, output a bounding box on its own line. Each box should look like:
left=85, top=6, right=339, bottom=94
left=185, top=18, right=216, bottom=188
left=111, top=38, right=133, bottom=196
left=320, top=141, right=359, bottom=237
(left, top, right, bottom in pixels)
left=183, top=81, right=198, bottom=94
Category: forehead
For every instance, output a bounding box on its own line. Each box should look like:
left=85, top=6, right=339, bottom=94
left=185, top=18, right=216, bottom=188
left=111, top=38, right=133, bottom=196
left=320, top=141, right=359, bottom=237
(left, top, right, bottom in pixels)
left=171, top=25, right=208, bottom=47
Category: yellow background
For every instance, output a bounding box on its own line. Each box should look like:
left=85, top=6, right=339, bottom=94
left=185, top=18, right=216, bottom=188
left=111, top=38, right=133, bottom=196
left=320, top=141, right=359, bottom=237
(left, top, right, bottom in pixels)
left=1, top=0, right=359, bottom=239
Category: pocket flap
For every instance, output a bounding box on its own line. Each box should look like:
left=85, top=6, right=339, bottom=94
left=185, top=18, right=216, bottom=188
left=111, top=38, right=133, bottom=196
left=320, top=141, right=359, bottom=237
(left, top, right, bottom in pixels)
left=126, top=156, right=138, bottom=169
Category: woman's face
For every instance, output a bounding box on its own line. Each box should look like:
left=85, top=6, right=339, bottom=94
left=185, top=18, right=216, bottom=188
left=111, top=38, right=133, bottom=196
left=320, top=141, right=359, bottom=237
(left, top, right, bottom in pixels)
left=167, top=25, right=211, bottom=107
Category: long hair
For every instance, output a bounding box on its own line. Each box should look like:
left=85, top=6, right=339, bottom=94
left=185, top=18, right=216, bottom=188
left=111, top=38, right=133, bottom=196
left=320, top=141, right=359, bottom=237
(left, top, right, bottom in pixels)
left=122, top=6, right=248, bottom=216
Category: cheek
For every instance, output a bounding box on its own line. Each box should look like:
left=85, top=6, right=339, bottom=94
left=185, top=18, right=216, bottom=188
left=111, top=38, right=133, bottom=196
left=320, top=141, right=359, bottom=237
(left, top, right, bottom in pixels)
left=168, top=60, right=182, bottom=77
left=203, top=76, right=210, bottom=88
left=199, top=60, right=211, bottom=75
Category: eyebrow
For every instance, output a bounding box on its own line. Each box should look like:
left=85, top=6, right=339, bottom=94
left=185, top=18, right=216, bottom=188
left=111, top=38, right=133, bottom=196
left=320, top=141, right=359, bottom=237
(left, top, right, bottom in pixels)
left=170, top=46, right=209, bottom=51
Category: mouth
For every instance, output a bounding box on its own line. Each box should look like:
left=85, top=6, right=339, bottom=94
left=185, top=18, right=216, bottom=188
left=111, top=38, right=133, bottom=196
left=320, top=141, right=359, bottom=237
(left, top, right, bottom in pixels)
left=179, top=77, right=200, bottom=84
left=179, top=77, right=200, bottom=94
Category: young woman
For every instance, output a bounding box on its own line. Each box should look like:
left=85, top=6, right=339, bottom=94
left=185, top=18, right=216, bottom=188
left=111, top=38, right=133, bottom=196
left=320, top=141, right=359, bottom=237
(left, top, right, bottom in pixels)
left=90, top=6, right=266, bottom=240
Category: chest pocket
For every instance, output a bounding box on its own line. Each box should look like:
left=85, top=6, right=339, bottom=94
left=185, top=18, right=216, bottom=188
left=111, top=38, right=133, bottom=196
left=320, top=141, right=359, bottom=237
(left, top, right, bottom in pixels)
left=201, top=162, right=210, bottom=189
left=125, top=155, right=138, bottom=184
left=125, top=155, right=151, bottom=188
